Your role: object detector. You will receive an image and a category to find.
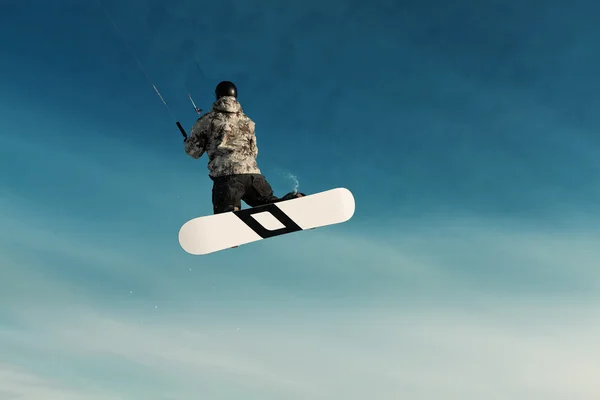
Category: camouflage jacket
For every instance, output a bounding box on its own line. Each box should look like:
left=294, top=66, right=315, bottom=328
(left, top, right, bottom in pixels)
left=184, top=96, right=261, bottom=178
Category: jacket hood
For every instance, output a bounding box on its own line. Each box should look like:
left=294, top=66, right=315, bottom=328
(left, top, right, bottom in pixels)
left=212, top=96, right=242, bottom=113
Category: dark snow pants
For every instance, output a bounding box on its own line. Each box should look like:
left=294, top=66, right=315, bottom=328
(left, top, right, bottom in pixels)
left=210, top=174, right=280, bottom=214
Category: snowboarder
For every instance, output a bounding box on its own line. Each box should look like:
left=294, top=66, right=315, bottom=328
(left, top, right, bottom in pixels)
left=184, top=80, right=304, bottom=214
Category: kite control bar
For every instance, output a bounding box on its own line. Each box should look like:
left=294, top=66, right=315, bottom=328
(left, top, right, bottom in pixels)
left=176, top=121, right=187, bottom=139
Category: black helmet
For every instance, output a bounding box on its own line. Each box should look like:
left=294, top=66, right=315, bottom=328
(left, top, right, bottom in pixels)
left=215, top=81, right=237, bottom=99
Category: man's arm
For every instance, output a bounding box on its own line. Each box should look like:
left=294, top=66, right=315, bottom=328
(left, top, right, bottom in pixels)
left=184, top=115, right=210, bottom=159
left=244, top=115, right=258, bottom=158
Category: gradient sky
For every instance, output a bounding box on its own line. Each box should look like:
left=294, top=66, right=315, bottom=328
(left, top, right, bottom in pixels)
left=1, top=0, right=600, bottom=399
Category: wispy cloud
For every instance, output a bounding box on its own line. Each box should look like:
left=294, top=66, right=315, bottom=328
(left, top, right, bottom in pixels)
left=0, top=364, right=119, bottom=400
left=1, top=295, right=599, bottom=399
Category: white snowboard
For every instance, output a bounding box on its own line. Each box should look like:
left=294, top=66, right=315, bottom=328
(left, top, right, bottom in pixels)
left=178, top=187, right=355, bottom=255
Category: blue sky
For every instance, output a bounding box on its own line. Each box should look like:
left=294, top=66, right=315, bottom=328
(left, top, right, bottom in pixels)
left=1, top=0, right=600, bottom=398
